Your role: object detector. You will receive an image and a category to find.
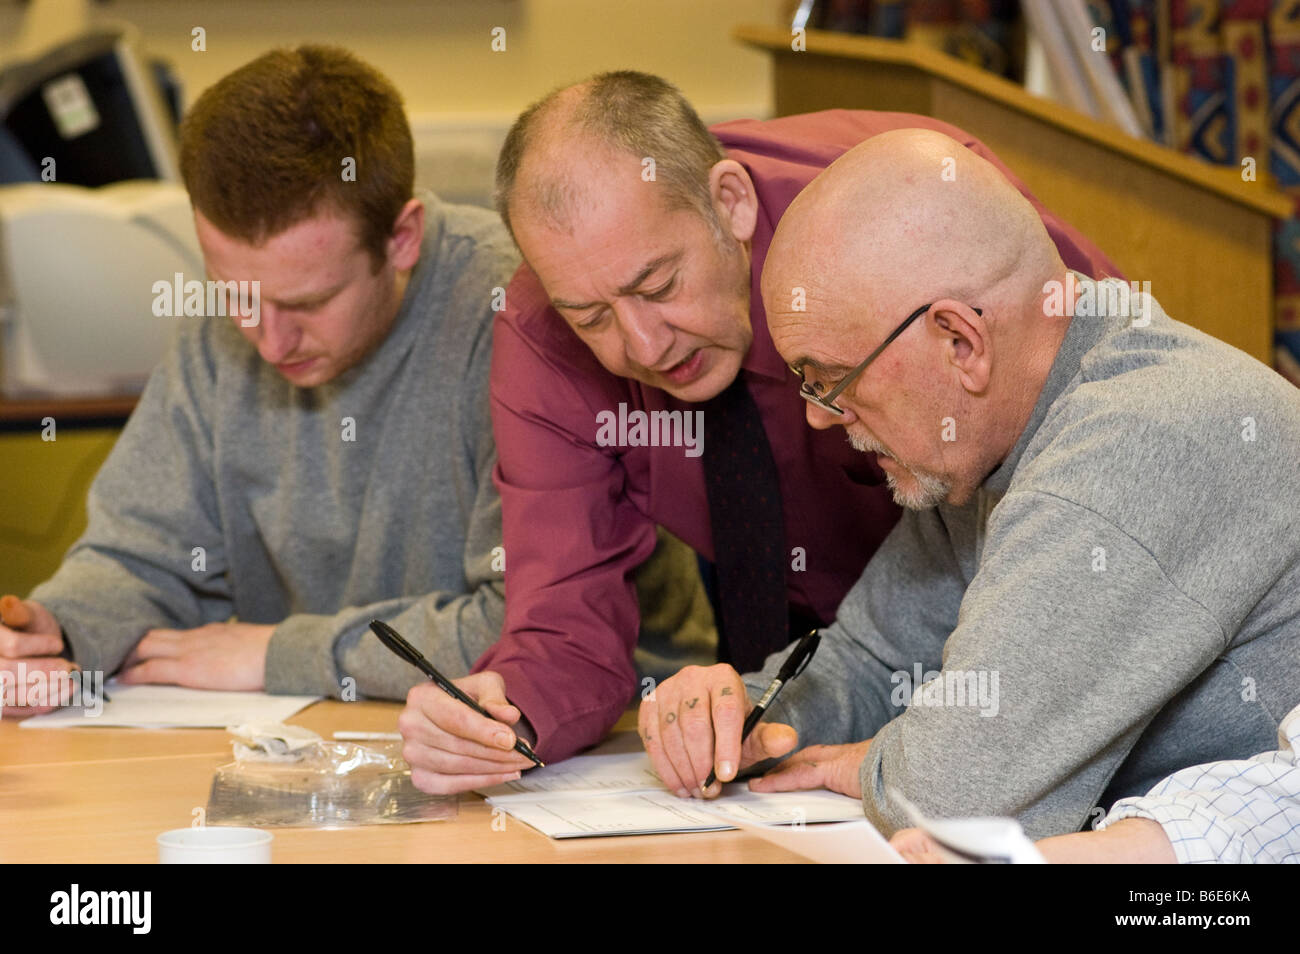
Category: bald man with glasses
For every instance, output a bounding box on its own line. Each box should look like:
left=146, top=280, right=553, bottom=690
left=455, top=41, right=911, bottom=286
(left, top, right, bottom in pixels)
left=640, top=128, right=1300, bottom=841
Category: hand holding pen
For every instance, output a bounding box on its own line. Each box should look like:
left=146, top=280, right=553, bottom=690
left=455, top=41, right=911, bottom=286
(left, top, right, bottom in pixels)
left=374, top=620, right=544, bottom=794
left=702, top=629, right=819, bottom=789
left=638, top=629, right=821, bottom=799
left=0, top=595, right=107, bottom=714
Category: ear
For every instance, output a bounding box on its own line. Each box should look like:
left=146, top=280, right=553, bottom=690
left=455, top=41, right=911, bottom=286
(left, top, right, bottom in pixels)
left=709, top=159, right=758, bottom=244
left=386, top=197, right=426, bottom=272
left=929, top=299, right=991, bottom=396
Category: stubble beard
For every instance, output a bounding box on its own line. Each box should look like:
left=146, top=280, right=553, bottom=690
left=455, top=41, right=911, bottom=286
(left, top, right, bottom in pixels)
left=848, top=430, right=951, bottom=510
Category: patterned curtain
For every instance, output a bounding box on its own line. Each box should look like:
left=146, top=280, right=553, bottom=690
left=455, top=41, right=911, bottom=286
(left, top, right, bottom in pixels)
left=1095, top=1, right=1300, bottom=383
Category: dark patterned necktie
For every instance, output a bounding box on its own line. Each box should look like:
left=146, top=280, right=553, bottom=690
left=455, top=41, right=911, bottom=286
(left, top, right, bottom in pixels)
left=701, top=373, right=790, bottom=672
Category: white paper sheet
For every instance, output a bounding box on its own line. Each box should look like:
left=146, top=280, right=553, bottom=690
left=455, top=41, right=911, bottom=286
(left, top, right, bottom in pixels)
left=891, top=787, right=1047, bottom=863
left=696, top=807, right=907, bottom=863
left=478, top=751, right=666, bottom=799
left=19, top=683, right=321, bottom=729
left=493, top=789, right=866, bottom=839
left=479, top=751, right=865, bottom=838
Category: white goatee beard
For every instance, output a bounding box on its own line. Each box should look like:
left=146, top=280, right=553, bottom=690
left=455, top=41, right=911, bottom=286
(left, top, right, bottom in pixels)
left=848, top=430, right=951, bottom=510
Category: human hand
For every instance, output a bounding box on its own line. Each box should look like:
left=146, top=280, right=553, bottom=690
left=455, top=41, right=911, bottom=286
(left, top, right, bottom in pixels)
left=0, top=598, right=74, bottom=717
left=399, top=671, right=535, bottom=795
left=889, top=827, right=948, bottom=864
left=746, top=738, right=873, bottom=799
left=638, top=663, right=799, bottom=798
left=118, top=621, right=275, bottom=690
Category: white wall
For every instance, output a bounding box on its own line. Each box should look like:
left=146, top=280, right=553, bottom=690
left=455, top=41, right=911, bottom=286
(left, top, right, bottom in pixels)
left=1, top=0, right=784, bottom=203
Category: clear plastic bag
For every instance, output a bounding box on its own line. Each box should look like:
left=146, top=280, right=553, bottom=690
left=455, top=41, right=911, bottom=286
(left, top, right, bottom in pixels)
left=206, top=739, right=456, bottom=828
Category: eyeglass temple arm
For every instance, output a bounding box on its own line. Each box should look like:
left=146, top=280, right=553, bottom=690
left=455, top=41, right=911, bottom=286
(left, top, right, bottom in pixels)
left=820, top=303, right=930, bottom=405
left=818, top=303, right=981, bottom=407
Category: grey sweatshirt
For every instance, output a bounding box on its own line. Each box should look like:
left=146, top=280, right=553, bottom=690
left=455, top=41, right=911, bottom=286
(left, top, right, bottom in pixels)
left=32, top=195, right=520, bottom=699
left=744, top=275, right=1300, bottom=839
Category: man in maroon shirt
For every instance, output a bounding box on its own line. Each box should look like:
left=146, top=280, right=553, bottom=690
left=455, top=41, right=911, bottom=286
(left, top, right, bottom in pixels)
left=397, top=71, right=1118, bottom=794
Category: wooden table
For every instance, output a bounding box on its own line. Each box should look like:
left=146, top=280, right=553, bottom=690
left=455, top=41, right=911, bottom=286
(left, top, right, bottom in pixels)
left=0, top=701, right=807, bottom=863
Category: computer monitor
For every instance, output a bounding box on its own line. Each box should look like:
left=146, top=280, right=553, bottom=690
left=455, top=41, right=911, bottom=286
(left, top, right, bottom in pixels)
left=0, top=27, right=179, bottom=186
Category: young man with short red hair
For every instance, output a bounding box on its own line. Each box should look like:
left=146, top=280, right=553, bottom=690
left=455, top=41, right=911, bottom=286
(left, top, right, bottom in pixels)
left=1, top=46, right=518, bottom=711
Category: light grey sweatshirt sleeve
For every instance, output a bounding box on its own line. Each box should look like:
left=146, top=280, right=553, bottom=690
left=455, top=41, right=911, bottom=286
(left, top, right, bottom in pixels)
left=741, top=505, right=968, bottom=746
left=261, top=486, right=504, bottom=698
left=30, top=324, right=232, bottom=676
left=859, top=490, right=1225, bottom=840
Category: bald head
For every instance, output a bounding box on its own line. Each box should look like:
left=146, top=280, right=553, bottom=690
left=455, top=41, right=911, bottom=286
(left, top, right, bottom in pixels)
left=762, top=128, right=1072, bottom=509
left=763, top=128, right=1061, bottom=330
left=503, top=84, right=600, bottom=236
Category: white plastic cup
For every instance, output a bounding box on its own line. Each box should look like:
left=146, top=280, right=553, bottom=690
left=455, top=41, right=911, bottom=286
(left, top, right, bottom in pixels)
left=157, top=826, right=272, bottom=864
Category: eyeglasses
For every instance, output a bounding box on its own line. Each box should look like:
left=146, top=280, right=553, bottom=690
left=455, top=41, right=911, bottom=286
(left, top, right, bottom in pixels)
left=789, top=302, right=981, bottom=416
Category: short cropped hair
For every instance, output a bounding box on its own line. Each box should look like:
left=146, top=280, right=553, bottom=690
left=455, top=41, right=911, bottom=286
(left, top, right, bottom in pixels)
left=494, top=71, right=727, bottom=241
left=179, top=45, right=413, bottom=269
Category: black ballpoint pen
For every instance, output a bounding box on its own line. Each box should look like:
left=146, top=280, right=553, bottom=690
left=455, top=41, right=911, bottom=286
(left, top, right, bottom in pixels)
left=368, top=619, right=544, bottom=768
left=703, top=628, right=821, bottom=790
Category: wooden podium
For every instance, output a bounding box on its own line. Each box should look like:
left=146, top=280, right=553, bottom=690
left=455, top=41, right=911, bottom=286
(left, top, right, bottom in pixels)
left=736, top=24, right=1291, bottom=364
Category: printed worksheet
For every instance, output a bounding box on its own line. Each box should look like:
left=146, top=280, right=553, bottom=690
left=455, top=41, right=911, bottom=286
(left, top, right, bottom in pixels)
left=478, top=751, right=667, bottom=798
left=478, top=751, right=865, bottom=838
